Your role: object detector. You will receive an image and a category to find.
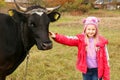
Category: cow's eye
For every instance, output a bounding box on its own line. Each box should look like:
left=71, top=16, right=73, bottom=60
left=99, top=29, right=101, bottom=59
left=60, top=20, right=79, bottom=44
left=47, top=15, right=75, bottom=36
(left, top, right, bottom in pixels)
left=30, top=23, right=35, bottom=27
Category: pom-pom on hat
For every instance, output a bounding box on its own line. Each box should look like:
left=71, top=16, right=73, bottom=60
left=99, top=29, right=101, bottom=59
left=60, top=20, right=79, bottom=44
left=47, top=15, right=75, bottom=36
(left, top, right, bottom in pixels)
left=83, top=16, right=100, bottom=27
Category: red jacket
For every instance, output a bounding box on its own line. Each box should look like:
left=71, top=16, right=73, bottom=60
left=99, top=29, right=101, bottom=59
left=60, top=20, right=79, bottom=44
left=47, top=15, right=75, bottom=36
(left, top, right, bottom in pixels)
left=54, top=33, right=110, bottom=80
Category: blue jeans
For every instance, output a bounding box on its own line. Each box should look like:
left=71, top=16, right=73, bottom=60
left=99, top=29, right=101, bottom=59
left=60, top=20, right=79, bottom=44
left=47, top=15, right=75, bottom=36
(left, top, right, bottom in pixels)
left=82, top=68, right=102, bottom=80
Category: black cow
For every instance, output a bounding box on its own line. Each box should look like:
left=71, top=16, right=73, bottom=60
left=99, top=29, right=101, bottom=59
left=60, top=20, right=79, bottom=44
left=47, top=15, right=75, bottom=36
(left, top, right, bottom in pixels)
left=0, top=0, right=61, bottom=80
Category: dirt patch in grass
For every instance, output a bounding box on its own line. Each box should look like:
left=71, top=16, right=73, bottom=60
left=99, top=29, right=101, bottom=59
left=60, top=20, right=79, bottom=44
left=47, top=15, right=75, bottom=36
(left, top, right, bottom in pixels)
left=62, top=9, right=120, bottom=17
left=86, top=9, right=120, bottom=17
left=53, top=15, right=120, bottom=28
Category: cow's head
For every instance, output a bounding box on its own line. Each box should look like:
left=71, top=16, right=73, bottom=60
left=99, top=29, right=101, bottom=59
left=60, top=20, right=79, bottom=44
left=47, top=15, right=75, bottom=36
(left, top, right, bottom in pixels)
left=8, top=0, right=61, bottom=50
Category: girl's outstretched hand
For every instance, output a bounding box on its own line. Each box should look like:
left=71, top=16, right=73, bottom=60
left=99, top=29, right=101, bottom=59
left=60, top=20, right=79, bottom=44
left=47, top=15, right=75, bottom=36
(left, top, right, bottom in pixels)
left=49, top=32, right=56, bottom=38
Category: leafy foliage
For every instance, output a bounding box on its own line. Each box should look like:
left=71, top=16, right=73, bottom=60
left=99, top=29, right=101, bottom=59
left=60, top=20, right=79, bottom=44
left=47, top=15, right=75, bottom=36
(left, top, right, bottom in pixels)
left=29, top=0, right=45, bottom=6
left=28, top=0, right=91, bottom=13
left=59, top=0, right=83, bottom=12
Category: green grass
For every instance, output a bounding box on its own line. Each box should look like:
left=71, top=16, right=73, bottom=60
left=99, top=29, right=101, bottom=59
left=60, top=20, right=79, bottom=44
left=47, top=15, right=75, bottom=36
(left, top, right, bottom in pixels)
left=6, top=13, right=120, bottom=80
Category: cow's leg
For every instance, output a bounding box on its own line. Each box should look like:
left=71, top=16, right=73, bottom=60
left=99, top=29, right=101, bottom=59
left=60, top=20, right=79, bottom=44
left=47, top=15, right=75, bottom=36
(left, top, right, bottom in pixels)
left=0, top=75, right=6, bottom=80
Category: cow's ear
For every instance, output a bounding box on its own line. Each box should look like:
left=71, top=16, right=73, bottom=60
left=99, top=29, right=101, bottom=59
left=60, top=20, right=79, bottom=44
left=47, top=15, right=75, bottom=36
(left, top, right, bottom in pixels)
left=48, top=12, right=61, bottom=22
left=8, top=9, right=27, bottom=23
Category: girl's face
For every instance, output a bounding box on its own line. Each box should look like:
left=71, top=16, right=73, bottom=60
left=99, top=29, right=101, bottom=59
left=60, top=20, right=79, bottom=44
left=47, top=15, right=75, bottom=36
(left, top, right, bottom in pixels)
left=85, top=24, right=97, bottom=38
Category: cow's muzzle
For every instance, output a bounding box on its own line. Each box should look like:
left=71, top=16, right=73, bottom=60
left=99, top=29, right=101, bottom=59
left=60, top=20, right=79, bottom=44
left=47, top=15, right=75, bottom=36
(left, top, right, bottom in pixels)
left=41, top=42, right=53, bottom=50
left=36, top=41, right=52, bottom=50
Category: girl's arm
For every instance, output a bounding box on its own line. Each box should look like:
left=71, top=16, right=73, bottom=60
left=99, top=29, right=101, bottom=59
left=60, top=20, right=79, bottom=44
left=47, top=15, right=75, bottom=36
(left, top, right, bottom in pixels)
left=49, top=32, right=79, bottom=46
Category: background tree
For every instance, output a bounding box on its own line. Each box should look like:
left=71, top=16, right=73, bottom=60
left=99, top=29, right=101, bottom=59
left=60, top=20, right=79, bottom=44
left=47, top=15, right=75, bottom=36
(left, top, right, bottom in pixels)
left=16, top=0, right=93, bottom=13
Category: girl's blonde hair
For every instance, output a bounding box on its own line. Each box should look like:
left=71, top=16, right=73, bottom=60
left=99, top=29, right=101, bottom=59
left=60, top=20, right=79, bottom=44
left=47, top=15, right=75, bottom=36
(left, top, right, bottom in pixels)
left=84, top=26, right=99, bottom=47
left=82, top=16, right=100, bottom=47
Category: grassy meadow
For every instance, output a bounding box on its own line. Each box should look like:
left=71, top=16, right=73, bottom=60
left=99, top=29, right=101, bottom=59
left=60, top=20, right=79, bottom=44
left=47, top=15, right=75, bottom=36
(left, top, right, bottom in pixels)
left=7, top=10, right=120, bottom=80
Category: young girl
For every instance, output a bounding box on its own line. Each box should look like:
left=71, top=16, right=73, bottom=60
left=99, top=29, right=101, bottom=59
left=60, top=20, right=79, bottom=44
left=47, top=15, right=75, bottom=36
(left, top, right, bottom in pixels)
left=49, top=16, right=110, bottom=80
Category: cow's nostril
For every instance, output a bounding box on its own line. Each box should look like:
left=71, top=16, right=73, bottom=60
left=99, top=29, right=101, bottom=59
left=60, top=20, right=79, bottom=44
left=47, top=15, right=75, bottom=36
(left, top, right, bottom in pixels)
left=42, top=43, right=48, bottom=48
left=42, top=42, right=52, bottom=50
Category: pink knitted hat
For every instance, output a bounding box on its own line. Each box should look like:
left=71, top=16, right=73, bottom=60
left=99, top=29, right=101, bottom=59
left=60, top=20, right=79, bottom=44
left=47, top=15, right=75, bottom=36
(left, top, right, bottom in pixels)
left=83, top=16, right=99, bottom=28
left=83, top=16, right=100, bottom=33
